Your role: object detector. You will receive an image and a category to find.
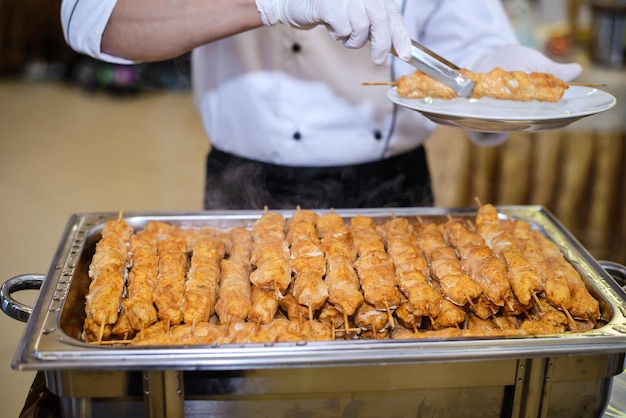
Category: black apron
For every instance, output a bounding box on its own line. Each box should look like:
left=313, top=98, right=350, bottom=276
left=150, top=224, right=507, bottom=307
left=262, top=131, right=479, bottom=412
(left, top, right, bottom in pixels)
left=204, top=146, right=433, bottom=210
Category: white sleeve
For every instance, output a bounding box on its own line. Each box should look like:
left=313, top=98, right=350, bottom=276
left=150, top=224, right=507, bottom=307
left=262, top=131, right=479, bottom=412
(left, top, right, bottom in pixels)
left=61, top=0, right=135, bottom=64
left=416, top=0, right=519, bottom=69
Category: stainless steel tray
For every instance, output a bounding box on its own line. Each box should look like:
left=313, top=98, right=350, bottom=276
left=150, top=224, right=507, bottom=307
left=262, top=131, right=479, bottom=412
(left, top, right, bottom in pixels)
left=7, top=206, right=626, bottom=370
left=3, top=206, right=626, bottom=418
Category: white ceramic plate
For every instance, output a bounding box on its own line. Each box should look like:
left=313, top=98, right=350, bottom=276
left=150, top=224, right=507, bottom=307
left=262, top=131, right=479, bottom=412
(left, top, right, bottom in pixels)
left=387, top=86, right=617, bottom=133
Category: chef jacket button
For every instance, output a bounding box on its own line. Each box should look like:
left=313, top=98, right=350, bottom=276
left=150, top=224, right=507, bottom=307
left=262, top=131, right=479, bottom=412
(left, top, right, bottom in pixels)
left=293, top=131, right=302, bottom=140
left=374, top=130, right=383, bottom=140
left=292, top=43, right=301, bottom=53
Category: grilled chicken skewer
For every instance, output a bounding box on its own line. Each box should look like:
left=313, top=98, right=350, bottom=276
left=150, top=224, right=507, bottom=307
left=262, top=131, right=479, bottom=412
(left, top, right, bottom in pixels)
left=317, top=212, right=364, bottom=327
left=250, top=211, right=291, bottom=294
left=382, top=218, right=442, bottom=319
left=475, top=204, right=541, bottom=307
left=183, top=238, right=225, bottom=325
left=396, top=67, right=569, bottom=102
left=350, top=215, right=402, bottom=318
left=508, top=220, right=572, bottom=312
left=414, top=221, right=483, bottom=308
left=84, top=218, right=133, bottom=342
left=153, top=232, right=188, bottom=326
left=532, top=231, right=600, bottom=321
left=215, top=228, right=253, bottom=324
left=287, top=209, right=329, bottom=312
left=123, top=230, right=159, bottom=333
left=444, top=217, right=513, bottom=311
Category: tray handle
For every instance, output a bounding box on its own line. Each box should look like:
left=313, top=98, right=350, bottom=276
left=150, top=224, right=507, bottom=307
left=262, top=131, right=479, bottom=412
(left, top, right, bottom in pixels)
left=1, top=274, right=44, bottom=323
left=599, top=260, right=626, bottom=300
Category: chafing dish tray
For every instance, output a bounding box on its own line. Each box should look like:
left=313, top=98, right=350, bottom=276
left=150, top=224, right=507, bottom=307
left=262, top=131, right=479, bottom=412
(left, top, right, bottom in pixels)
left=3, top=206, right=626, bottom=418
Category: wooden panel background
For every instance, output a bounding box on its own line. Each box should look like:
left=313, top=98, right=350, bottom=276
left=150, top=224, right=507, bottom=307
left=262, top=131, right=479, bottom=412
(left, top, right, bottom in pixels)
left=425, top=126, right=626, bottom=265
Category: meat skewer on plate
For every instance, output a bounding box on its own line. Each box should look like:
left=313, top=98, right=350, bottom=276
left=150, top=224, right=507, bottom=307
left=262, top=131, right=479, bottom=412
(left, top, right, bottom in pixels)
left=395, top=67, right=570, bottom=102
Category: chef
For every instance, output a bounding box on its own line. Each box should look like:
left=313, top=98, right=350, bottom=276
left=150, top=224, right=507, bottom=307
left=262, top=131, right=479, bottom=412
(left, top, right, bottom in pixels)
left=61, top=0, right=582, bottom=209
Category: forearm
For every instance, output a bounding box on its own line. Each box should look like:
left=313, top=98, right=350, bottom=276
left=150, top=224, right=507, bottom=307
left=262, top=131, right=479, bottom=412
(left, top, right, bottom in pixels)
left=101, top=0, right=263, bottom=61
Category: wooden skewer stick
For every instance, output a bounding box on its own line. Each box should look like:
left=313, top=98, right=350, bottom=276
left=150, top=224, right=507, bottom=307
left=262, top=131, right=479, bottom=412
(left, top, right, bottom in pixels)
left=492, top=316, right=505, bottom=330
left=384, top=301, right=395, bottom=329
left=561, top=305, right=577, bottom=331
left=361, top=81, right=397, bottom=86
left=339, top=310, right=361, bottom=334
left=91, top=339, right=133, bottom=345
left=568, top=82, right=606, bottom=87
left=361, top=81, right=607, bottom=87
left=98, top=321, right=105, bottom=343
left=467, top=297, right=477, bottom=311
left=254, top=318, right=261, bottom=333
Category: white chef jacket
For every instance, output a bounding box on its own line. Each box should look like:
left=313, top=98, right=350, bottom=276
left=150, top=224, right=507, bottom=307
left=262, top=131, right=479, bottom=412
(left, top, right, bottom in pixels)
left=61, top=0, right=518, bottom=167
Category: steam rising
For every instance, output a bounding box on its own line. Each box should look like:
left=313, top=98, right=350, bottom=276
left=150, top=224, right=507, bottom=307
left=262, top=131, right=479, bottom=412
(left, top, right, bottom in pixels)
left=203, top=156, right=433, bottom=210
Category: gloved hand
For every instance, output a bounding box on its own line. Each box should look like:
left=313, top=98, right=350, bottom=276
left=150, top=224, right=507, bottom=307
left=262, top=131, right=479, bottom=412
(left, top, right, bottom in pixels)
left=255, top=0, right=411, bottom=65
left=470, top=44, right=582, bottom=82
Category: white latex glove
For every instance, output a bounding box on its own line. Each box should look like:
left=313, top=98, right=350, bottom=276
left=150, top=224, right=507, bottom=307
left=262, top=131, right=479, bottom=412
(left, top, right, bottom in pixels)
left=467, top=44, right=582, bottom=146
left=255, top=0, right=411, bottom=65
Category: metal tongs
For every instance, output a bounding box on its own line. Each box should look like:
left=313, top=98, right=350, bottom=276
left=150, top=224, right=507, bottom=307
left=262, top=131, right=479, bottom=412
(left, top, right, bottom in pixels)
left=392, top=39, right=475, bottom=98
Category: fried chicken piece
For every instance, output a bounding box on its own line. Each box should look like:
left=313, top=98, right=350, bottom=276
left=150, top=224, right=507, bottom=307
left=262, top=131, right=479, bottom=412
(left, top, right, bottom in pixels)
left=280, top=292, right=310, bottom=322
left=131, top=320, right=171, bottom=345
left=429, top=285, right=466, bottom=329
left=249, top=285, right=280, bottom=325
left=394, top=300, right=421, bottom=331
left=317, top=303, right=344, bottom=330
left=354, top=301, right=390, bottom=334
